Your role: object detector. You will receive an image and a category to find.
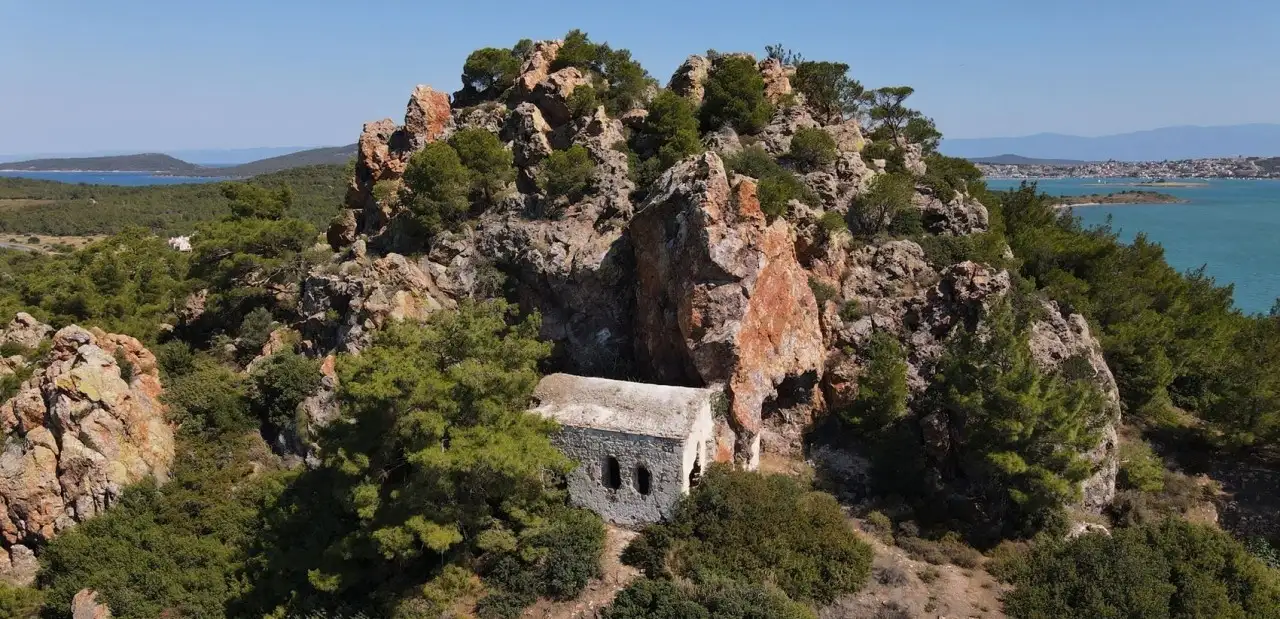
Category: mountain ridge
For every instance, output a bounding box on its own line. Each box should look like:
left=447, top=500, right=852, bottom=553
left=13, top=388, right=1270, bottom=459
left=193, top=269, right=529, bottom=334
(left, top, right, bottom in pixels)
left=942, top=123, right=1280, bottom=161
left=0, top=145, right=356, bottom=177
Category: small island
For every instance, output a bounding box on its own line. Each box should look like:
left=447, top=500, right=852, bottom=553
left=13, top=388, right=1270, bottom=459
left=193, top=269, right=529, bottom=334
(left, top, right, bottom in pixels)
left=1052, top=190, right=1187, bottom=208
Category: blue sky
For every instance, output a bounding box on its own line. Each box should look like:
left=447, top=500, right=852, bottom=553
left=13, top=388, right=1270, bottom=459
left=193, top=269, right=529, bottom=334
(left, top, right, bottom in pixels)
left=3, top=0, right=1278, bottom=154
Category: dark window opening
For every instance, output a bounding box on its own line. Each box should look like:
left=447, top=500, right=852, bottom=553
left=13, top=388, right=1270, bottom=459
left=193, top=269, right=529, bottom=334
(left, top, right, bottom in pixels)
left=636, top=465, right=652, bottom=495
left=689, top=453, right=703, bottom=489
left=604, top=456, right=622, bottom=490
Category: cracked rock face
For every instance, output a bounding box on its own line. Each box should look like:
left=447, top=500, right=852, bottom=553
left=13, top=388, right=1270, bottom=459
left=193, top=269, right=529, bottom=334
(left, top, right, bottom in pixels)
left=631, top=153, right=824, bottom=464
left=0, top=318, right=173, bottom=586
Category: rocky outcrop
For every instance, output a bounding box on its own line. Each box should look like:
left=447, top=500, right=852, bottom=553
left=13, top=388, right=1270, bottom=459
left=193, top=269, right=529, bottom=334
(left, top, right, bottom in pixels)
left=632, top=153, right=824, bottom=464
left=668, top=55, right=711, bottom=103
left=515, top=40, right=563, bottom=96
left=758, top=58, right=793, bottom=103
left=0, top=319, right=173, bottom=586
left=404, top=86, right=454, bottom=150
left=299, top=253, right=454, bottom=354
left=0, top=313, right=51, bottom=350
left=914, top=190, right=990, bottom=236
left=530, top=68, right=590, bottom=128
left=759, top=104, right=820, bottom=156
left=72, top=589, right=112, bottom=619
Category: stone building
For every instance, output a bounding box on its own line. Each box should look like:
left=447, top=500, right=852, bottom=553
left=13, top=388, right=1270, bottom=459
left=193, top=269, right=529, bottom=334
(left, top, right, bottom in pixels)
left=531, top=373, right=718, bottom=526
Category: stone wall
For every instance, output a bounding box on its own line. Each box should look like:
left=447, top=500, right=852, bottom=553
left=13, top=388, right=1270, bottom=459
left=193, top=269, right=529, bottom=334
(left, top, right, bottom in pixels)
left=555, top=427, right=703, bottom=527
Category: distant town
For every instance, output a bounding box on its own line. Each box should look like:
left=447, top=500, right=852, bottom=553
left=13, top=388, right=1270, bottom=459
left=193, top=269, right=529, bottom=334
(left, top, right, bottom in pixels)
left=977, top=156, right=1280, bottom=179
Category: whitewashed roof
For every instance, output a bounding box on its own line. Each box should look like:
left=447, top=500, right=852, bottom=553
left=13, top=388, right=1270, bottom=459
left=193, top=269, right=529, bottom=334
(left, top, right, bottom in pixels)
left=531, top=373, right=714, bottom=440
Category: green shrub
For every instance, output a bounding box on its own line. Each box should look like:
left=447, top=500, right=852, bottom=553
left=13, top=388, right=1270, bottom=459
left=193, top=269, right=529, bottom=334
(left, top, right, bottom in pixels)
left=638, top=90, right=703, bottom=172
left=248, top=351, right=321, bottom=432
left=808, top=276, right=838, bottom=307
left=402, top=142, right=471, bottom=235
left=162, top=358, right=254, bottom=435
left=1118, top=440, right=1166, bottom=492
left=549, top=30, right=654, bottom=115
left=237, top=306, right=275, bottom=355
left=449, top=128, right=515, bottom=206
left=725, top=145, right=781, bottom=180
left=842, top=331, right=909, bottom=431
left=863, top=511, right=894, bottom=544
left=623, top=468, right=872, bottom=605
left=757, top=173, right=811, bottom=219
left=566, top=83, right=599, bottom=119
left=1002, top=520, right=1280, bottom=618
left=921, top=297, right=1110, bottom=536
left=701, top=56, right=773, bottom=134
left=860, top=141, right=905, bottom=174
left=538, top=145, right=595, bottom=205
left=480, top=507, right=605, bottom=604
left=914, top=230, right=1008, bottom=269
left=0, top=584, right=42, bottom=619
left=897, top=533, right=983, bottom=568
left=461, top=47, right=522, bottom=97
left=38, top=435, right=280, bottom=619
left=850, top=173, right=913, bottom=236
left=793, top=60, right=867, bottom=124
left=604, top=579, right=709, bottom=619
left=820, top=210, right=848, bottom=235
left=787, top=127, right=837, bottom=171
left=838, top=299, right=862, bottom=322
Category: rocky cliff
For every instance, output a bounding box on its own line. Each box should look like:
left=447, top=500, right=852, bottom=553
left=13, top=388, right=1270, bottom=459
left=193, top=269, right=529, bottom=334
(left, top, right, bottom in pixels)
left=0, top=314, right=173, bottom=585
left=312, top=39, right=1120, bottom=512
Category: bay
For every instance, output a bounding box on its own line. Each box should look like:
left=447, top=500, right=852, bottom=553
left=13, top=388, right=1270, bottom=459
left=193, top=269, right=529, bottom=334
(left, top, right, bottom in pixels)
left=0, top=171, right=226, bottom=186
left=986, top=178, right=1280, bottom=315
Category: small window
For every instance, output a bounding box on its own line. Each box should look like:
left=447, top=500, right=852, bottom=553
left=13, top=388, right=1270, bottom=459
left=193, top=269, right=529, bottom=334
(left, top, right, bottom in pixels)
left=603, top=456, right=622, bottom=490
left=689, top=453, right=703, bottom=489
left=636, top=465, right=652, bottom=495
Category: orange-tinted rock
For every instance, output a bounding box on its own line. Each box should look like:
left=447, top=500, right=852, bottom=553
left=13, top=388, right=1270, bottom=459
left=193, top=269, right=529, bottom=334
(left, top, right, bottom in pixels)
left=759, top=58, right=793, bottom=103
left=0, top=320, right=172, bottom=586
left=632, top=153, right=824, bottom=465
left=515, top=40, right=563, bottom=96
left=404, top=85, right=453, bottom=148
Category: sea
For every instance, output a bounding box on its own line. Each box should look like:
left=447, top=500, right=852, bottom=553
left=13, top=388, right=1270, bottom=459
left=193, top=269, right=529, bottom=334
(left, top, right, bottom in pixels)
left=0, top=171, right=226, bottom=186
left=986, top=178, right=1280, bottom=315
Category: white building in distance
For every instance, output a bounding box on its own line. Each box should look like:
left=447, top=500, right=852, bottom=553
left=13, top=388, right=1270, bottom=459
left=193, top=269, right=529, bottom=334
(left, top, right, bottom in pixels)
left=530, top=373, right=718, bottom=526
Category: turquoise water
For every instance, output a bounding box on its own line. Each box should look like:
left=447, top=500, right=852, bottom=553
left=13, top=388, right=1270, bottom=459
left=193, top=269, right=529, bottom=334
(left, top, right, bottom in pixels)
left=0, top=171, right=225, bottom=186
left=986, top=178, right=1280, bottom=315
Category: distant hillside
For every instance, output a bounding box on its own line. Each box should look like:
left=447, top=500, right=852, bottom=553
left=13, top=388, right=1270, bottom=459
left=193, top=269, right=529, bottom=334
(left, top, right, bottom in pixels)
left=187, top=145, right=355, bottom=177
left=0, top=153, right=201, bottom=173
left=969, top=154, right=1090, bottom=166
left=942, top=124, right=1280, bottom=162
left=0, top=164, right=347, bottom=236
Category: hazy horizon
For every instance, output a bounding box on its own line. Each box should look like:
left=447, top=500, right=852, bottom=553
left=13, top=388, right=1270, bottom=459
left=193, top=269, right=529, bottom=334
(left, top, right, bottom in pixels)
left=5, top=0, right=1280, bottom=154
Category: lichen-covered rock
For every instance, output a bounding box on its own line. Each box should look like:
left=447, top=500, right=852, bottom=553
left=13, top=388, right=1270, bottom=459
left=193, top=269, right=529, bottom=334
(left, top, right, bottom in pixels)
left=632, top=153, right=824, bottom=464
left=759, top=104, right=820, bottom=155
left=299, top=254, right=454, bottom=354
left=72, top=589, right=112, bottom=619
left=758, top=57, right=793, bottom=103
left=913, top=190, right=990, bottom=236
left=901, top=141, right=927, bottom=176
left=704, top=125, right=742, bottom=156
left=0, top=320, right=173, bottom=586
left=453, top=102, right=509, bottom=133
left=0, top=313, right=51, bottom=350
left=826, top=118, right=866, bottom=154
left=668, top=54, right=711, bottom=103
left=507, top=102, right=554, bottom=168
